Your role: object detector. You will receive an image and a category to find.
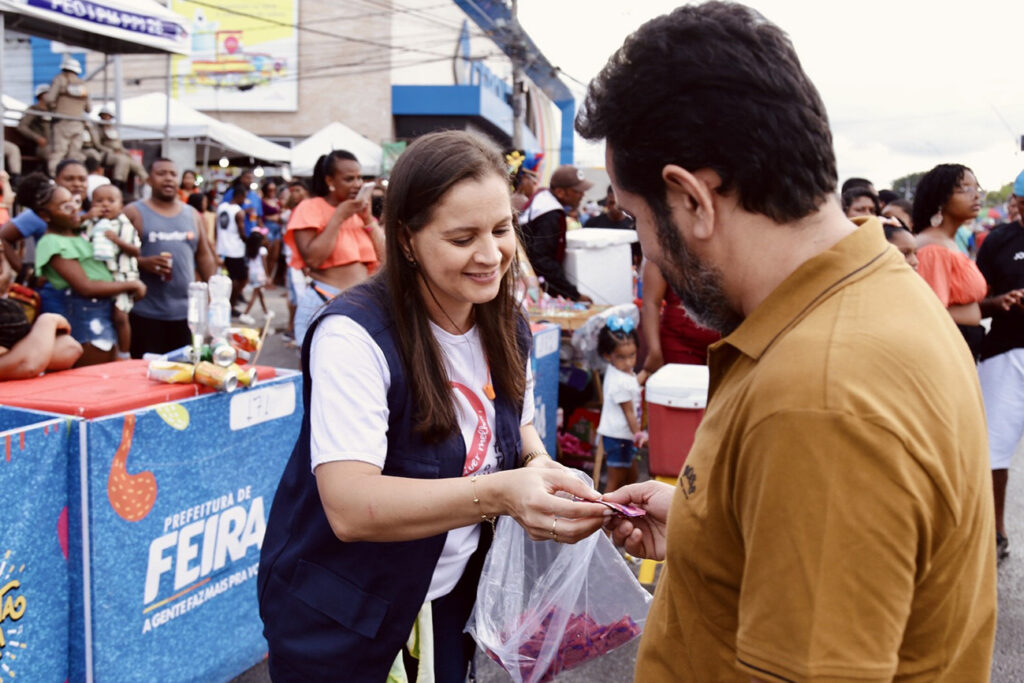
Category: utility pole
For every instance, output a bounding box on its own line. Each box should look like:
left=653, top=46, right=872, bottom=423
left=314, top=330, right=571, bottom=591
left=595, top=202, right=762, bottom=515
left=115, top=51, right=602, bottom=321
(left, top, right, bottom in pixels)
left=510, top=0, right=525, bottom=149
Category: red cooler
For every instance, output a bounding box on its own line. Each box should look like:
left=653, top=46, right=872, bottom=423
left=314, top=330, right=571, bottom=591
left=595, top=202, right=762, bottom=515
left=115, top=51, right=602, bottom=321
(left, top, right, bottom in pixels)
left=645, top=364, right=709, bottom=477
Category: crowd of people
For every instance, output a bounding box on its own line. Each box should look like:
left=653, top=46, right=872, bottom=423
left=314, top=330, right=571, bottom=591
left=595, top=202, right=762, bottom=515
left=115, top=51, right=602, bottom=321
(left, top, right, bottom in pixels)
left=3, top=3, right=1023, bottom=681
left=0, top=149, right=387, bottom=375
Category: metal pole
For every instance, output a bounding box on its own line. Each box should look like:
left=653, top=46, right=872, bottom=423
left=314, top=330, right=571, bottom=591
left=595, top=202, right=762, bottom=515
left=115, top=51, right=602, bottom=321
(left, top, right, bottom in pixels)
left=113, top=55, right=123, bottom=124
left=0, top=13, right=6, bottom=175
left=163, top=54, right=172, bottom=155
left=510, top=0, right=523, bottom=149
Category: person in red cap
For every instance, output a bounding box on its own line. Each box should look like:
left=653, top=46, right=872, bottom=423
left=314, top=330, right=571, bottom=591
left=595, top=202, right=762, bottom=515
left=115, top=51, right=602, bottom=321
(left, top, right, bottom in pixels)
left=519, top=164, right=593, bottom=302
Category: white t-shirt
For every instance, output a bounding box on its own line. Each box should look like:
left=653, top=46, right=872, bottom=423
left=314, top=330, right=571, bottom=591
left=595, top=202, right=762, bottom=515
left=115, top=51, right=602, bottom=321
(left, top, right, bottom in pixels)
left=216, top=202, right=245, bottom=258
left=310, top=315, right=535, bottom=602
left=597, top=364, right=641, bottom=440
left=247, top=246, right=268, bottom=286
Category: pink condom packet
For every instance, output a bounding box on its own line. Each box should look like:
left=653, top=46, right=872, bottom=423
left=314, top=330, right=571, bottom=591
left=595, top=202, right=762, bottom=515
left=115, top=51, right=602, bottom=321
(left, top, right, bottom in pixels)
left=574, top=496, right=647, bottom=517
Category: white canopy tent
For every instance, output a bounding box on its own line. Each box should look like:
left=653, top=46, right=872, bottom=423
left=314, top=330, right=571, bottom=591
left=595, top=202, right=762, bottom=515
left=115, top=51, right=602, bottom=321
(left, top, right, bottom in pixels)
left=291, top=121, right=383, bottom=177
left=93, top=92, right=292, bottom=164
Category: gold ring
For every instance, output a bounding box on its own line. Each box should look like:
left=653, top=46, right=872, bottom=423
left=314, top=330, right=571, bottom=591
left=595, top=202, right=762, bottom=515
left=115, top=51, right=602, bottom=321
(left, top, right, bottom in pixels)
left=551, top=517, right=558, bottom=542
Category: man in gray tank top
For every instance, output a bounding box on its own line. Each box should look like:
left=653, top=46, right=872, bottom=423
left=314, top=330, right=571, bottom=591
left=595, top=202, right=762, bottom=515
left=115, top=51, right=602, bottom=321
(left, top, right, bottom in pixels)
left=124, top=158, right=217, bottom=358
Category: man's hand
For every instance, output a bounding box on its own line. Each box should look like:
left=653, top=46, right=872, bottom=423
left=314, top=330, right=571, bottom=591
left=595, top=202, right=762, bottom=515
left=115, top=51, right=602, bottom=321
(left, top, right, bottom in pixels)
left=602, top=480, right=675, bottom=560
left=138, top=253, right=171, bottom=277
left=995, top=289, right=1024, bottom=312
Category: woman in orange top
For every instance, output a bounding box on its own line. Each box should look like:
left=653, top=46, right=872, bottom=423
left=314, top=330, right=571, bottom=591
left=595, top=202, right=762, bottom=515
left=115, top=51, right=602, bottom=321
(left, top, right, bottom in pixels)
left=912, top=163, right=988, bottom=360
left=178, top=169, right=199, bottom=203
left=286, top=150, right=385, bottom=343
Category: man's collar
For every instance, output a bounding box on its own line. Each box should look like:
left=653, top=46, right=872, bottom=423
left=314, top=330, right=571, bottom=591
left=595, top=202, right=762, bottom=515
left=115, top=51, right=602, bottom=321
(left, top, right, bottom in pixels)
left=719, top=217, right=891, bottom=361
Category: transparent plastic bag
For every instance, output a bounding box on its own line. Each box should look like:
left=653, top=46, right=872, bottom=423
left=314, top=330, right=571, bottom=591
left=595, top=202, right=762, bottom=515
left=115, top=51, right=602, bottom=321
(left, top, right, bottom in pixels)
left=466, top=482, right=652, bottom=683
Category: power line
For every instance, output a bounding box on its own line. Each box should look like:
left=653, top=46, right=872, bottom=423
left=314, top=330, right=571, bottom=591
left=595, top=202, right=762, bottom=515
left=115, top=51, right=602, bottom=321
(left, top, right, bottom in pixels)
left=179, top=0, right=476, bottom=60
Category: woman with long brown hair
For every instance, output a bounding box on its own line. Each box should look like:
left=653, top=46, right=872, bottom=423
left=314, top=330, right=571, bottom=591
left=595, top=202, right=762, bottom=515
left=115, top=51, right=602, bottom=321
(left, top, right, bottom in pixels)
left=258, top=131, right=607, bottom=681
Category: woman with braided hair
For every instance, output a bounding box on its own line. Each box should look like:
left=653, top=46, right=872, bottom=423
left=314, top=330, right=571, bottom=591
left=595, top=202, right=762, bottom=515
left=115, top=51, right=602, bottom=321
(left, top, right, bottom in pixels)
left=912, top=164, right=988, bottom=360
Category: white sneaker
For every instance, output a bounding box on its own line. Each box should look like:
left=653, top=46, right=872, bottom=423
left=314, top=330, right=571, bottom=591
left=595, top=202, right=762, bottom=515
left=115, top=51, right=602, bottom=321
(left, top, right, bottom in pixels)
left=238, top=313, right=256, bottom=325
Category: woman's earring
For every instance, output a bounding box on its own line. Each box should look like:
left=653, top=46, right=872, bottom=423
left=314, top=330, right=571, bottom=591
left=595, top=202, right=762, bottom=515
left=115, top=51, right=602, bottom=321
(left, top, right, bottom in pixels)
left=930, top=211, right=943, bottom=228
left=328, top=186, right=335, bottom=193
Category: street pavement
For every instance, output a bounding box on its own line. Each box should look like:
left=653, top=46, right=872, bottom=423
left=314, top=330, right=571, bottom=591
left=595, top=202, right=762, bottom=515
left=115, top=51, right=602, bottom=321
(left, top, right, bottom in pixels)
left=235, top=287, right=1024, bottom=681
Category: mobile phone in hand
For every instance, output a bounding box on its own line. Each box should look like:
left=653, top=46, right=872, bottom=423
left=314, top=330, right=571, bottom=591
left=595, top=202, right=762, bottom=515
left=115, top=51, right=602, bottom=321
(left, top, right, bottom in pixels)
left=355, top=183, right=374, bottom=204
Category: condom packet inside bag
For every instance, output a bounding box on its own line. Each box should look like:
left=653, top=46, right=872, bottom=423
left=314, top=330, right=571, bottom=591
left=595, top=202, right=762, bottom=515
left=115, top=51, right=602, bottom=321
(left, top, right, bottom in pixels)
left=466, top=473, right=652, bottom=683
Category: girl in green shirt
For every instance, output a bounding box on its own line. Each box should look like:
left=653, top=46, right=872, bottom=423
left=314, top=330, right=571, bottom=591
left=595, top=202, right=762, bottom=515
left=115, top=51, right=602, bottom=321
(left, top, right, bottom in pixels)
left=18, top=174, right=146, bottom=366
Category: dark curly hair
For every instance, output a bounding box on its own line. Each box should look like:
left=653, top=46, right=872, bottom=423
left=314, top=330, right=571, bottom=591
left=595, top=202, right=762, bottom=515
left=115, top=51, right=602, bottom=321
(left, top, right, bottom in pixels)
left=575, top=1, right=836, bottom=224
left=597, top=324, right=638, bottom=357
left=911, top=164, right=970, bottom=234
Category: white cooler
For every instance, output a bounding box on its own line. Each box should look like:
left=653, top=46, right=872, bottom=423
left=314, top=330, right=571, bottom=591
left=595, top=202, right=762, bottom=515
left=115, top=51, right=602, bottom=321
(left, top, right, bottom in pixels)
left=563, top=228, right=638, bottom=304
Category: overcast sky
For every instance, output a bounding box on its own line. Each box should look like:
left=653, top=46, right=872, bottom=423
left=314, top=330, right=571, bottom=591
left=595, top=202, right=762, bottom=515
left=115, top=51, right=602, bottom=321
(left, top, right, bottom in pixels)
left=518, top=0, right=1024, bottom=192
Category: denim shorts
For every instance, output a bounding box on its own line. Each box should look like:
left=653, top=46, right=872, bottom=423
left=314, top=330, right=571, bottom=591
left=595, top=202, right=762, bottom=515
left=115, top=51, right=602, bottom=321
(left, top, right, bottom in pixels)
left=602, top=436, right=637, bottom=468
left=66, top=292, right=116, bottom=351
left=38, top=280, right=69, bottom=317
left=293, top=280, right=340, bottom=346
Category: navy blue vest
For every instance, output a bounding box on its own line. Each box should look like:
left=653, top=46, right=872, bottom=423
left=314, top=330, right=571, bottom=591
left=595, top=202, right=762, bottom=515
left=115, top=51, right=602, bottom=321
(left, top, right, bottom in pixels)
left=258, top=277, right=527, bottom=680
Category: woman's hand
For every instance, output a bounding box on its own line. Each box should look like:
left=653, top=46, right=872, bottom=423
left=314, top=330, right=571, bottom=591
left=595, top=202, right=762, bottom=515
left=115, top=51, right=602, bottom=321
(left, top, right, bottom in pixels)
left=333, top=198, right=366, bottom=223
left=37, top=312, right=71, bottom=334
left=524, top=453, right=563, bottom=470
left=490, top=467, right=609, bottom=544
left=601, top=480, right=675, bottom=560
left=129, top=280, right=147, bottom=299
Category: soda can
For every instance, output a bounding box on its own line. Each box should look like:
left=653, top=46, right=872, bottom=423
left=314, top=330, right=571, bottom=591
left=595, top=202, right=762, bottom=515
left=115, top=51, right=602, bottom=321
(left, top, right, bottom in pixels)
left=147, top=361, right=195, bottom=384
left=227, top=363, right=258, bottom=388
left=160, top=251, right=173, bottom=282
left=210, top=338, right=237, bottom=367
left=194, top=361, right=238, bottom=392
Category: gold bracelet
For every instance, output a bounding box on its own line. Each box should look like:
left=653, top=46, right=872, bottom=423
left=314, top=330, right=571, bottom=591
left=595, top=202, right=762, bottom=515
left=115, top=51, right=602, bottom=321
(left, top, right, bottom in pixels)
left=521, top=450, right=550, bottom=467
left=470, top=475, right=497, bottom=533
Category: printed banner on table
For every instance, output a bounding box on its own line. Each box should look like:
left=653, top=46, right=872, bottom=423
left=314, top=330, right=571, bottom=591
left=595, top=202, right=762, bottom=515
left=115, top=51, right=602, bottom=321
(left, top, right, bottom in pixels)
left=69, top=374, right=301, bottom=682
left=171, top=0, right=297, bottom=111
left=0, top=408, right=70, bottom=682
left=531, top=324, right=560, bottom=455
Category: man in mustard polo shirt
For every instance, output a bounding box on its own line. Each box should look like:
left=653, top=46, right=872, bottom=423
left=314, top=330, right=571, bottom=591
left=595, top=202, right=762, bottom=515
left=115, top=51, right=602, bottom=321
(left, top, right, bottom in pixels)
left=579, top=3, right=996, bottom=681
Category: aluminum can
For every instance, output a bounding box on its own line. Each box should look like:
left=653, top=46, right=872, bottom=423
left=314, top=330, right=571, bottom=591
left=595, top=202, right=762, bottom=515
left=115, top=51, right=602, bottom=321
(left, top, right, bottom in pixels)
left=210, top=338, right=237, bottom=367
left=160, top=251, right=173, bottom=282
left=227, top=363, right=258, bottom=388
left=194, top=361, right=238, bottom=392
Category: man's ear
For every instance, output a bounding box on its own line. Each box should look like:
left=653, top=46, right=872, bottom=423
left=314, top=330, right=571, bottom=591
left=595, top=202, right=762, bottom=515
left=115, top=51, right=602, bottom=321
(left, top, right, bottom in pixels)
left=662, top=165, right=720, bottom=239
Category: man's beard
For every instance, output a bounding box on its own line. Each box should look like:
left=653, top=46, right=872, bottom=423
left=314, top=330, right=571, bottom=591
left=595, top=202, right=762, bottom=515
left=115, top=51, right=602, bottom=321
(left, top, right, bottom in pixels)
left=653, top=208, right=742, bottom=337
